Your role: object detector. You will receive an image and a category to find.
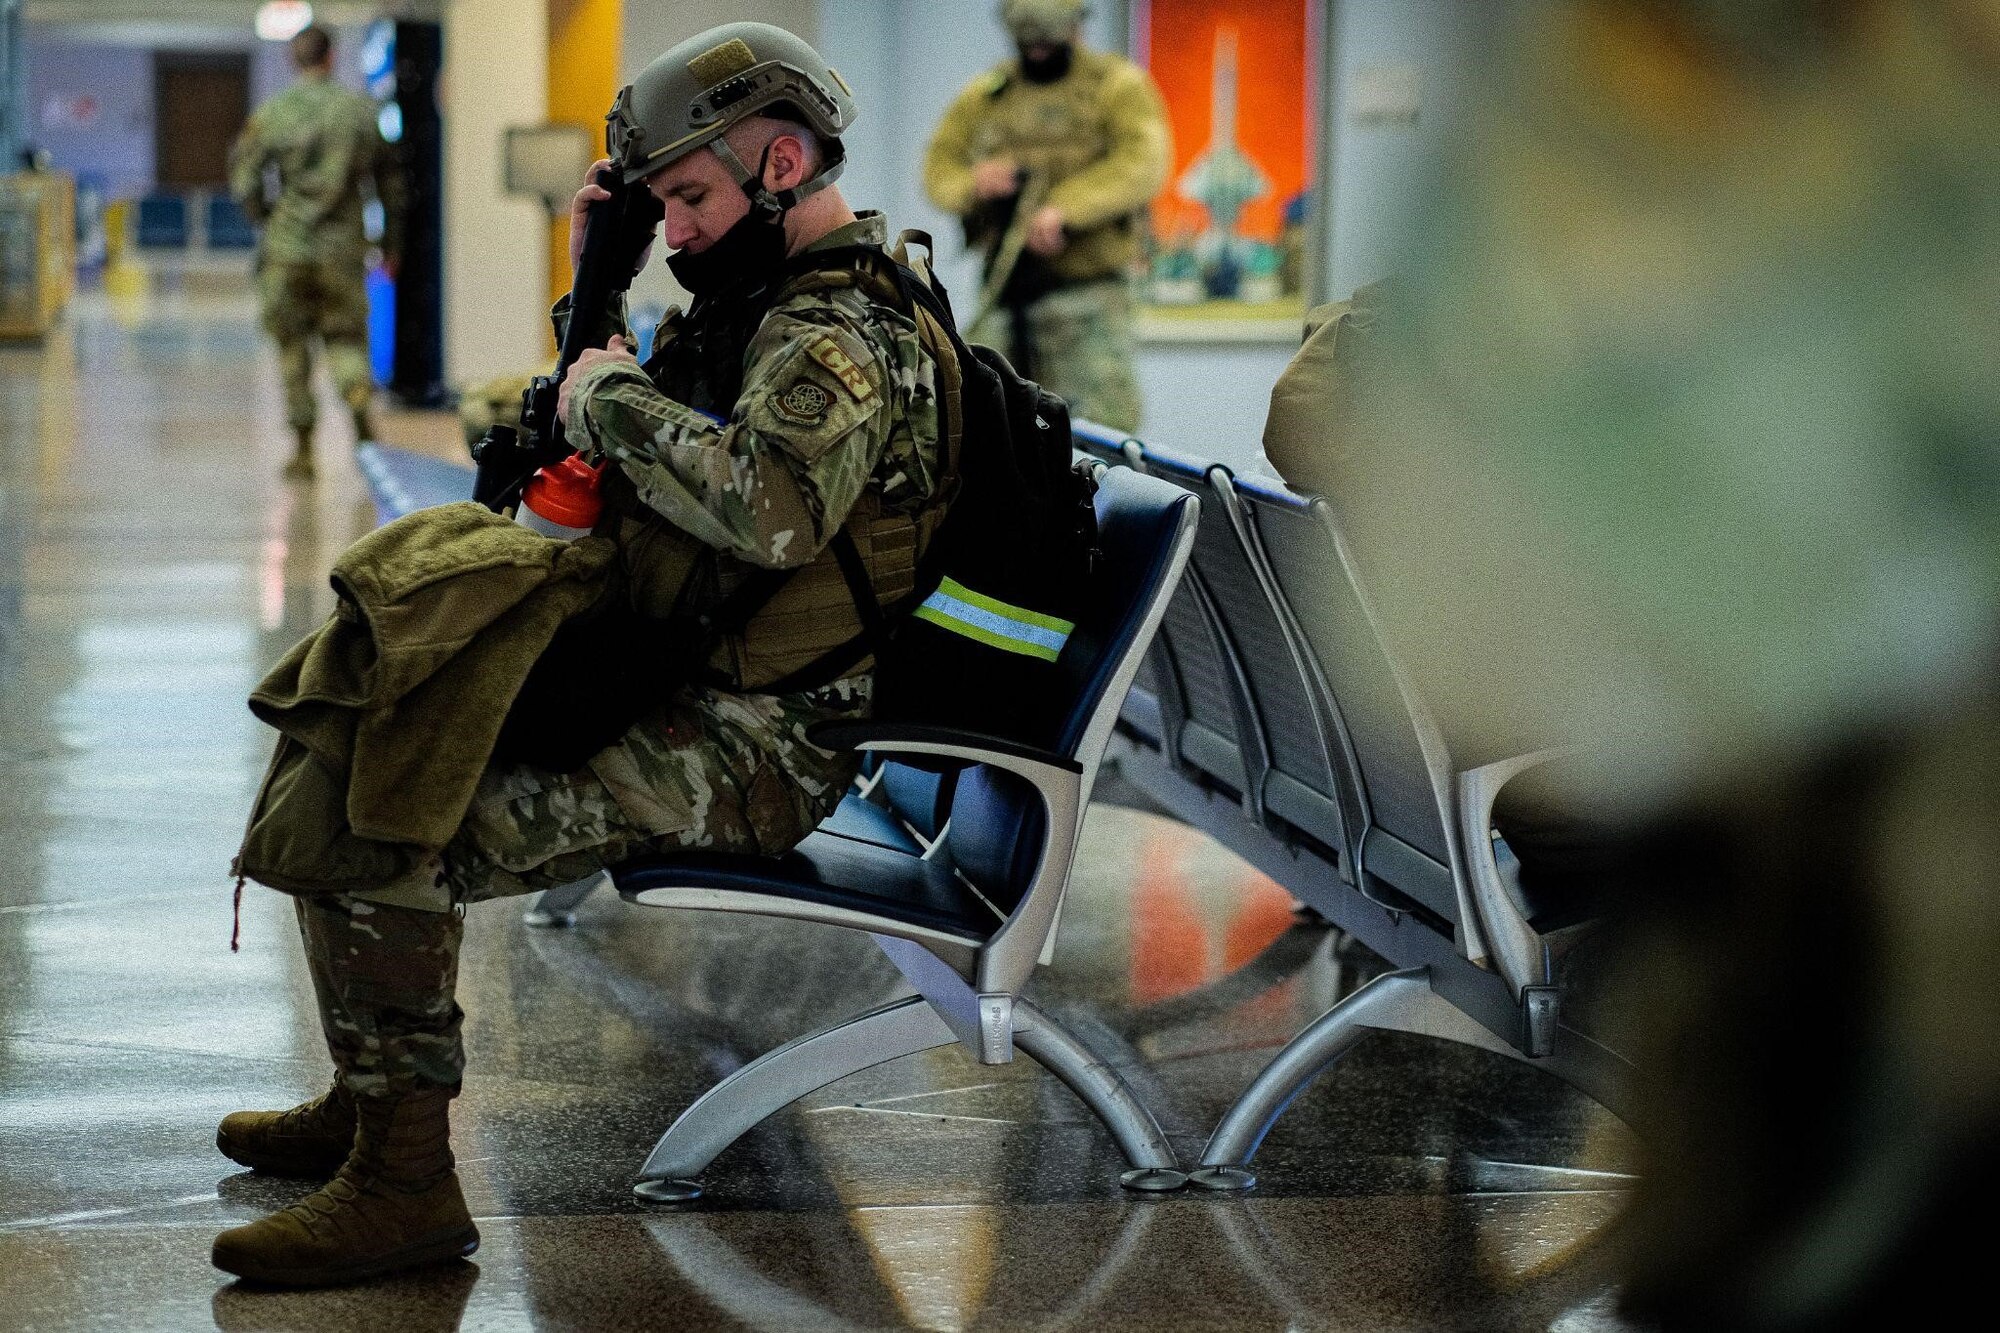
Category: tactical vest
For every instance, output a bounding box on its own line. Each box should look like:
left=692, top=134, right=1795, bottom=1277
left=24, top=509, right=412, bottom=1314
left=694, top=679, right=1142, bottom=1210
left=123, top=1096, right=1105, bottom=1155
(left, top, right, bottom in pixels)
left=965, top=49, right=1141, bottom=285
left=603, top=243, right=963, bottom=694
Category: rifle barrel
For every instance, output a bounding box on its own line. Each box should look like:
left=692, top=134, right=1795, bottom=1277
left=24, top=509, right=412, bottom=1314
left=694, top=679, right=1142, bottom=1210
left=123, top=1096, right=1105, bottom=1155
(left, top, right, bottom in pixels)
left=559, top=168, right=644, bottom=370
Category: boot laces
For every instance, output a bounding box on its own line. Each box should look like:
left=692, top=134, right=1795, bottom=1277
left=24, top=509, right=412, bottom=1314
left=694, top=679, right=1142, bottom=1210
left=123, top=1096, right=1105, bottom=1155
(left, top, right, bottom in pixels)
left=282, top=1168, right=373, bottom=1237
left=272, top=1090, right=351, bottom=1139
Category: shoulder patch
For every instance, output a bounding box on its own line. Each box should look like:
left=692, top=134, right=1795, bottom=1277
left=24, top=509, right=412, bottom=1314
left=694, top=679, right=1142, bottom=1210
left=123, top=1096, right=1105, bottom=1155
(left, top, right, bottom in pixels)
left=807, top=335, right=875, bottom=402
left=772, top=377, right=832, bottom=428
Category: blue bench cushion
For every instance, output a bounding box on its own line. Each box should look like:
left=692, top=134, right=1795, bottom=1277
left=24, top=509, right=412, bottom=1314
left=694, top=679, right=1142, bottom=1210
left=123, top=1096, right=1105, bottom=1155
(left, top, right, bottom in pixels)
left=136, top=195, right=189, bottom=248
left=206, top=195, right=258, bottom=249
left=819, top=793, right=924, bottom=854
left=877, top=762, right=951, bottom=842
left=614, top=830, right=1001, bottom=941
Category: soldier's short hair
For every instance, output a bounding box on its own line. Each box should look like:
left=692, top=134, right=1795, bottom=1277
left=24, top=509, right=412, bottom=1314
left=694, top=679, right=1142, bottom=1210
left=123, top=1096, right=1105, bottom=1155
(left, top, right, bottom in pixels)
left=290, top=25, right=333, bottom=71
left=729, top=110, right=829, bottom=176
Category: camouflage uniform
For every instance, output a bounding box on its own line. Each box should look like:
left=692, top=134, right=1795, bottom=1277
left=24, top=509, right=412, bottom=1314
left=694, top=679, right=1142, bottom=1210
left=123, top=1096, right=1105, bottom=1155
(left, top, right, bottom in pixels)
left=924, top=42, right=1169, bottom=432
left=228, top=72, right=404, bottom=437
left=969, top=278, right=1142, bottom=433
left=300, top=213, right=945, bottom=1097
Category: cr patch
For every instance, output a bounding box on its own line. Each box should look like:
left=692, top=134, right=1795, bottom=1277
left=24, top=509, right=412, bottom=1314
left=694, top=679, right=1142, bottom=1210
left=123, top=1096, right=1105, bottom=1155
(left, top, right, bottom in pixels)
left=807, top=336, right=875, bottom=401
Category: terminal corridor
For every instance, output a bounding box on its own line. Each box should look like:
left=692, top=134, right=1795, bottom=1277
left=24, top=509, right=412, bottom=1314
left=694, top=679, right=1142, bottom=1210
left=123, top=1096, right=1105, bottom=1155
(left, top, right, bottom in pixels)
left=0, top=280, right=1638, bottom=1328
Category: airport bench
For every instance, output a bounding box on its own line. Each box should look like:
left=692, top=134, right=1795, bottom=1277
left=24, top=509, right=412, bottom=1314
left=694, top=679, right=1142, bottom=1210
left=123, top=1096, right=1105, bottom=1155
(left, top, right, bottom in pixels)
left=1071, top=420, right=1636, bottom=1190
left=134, top=194, right=189, bottom=250
left=606, top=464, right=1199, bottom=1200
left=205, top=195, right=257, bottom=250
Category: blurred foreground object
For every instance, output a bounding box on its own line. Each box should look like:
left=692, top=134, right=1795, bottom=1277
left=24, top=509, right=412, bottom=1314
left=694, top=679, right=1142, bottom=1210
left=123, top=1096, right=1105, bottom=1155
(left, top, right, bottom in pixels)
left=1329, top=1, right=2000, bottom=1327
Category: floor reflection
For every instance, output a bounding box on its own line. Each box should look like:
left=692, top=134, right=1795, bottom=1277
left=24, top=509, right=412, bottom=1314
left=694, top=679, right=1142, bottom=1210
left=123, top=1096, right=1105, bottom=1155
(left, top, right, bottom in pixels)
left=210, top=1260, right=482, bottom=1333
left=635, top=1191, right=1632, bottom=1332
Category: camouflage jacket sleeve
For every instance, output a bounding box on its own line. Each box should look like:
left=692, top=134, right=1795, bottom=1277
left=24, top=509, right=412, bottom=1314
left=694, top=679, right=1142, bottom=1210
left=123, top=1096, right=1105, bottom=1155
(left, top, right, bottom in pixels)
left=564, top=302, right=896, bottom=570
left=227, top=112, right=271, bottom=223
left=1044, top=62, right=1172, bottom=232
left=922, top=76, right=999, bottom=219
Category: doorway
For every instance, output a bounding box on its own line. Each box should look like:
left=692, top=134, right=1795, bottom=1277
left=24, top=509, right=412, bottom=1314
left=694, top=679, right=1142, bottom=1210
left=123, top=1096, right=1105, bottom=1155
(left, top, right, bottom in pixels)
left=154, top=52, right=251, bottom=189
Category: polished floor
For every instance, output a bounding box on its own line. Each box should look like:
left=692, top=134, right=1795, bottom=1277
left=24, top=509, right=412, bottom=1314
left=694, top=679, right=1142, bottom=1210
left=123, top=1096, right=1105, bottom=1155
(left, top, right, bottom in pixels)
left=0, top=270, right=1639, bottom=1330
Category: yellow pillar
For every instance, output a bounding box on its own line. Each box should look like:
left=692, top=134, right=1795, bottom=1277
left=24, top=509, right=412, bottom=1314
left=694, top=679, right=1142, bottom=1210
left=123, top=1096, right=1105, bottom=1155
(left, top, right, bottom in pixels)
left=547, top=0, right=624, bottom=315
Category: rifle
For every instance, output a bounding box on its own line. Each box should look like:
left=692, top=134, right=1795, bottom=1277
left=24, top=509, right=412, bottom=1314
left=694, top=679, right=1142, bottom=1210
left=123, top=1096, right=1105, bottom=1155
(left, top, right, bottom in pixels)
left=470, top=164, right=665, bottom=512
left=966, top=171, right=1047, bottom=333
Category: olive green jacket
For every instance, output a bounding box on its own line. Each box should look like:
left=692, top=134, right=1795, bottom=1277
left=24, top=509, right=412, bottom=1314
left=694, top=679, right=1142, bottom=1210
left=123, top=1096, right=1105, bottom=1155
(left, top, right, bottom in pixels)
left=234, top=504, right=613, bottom=897
left=924, top=47, right=1170, bottom=284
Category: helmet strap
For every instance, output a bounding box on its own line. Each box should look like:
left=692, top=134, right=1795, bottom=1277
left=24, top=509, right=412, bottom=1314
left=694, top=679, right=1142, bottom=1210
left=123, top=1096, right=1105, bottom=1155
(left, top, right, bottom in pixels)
left=709, top=133, right=847, bottom=219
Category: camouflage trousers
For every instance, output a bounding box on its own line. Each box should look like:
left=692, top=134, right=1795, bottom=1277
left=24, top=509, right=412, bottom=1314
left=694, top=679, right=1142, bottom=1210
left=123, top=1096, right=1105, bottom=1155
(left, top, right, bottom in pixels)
left=258, top=258, right=373, bottom=434
left=295, top=679, right=868, bottom=1099
left=970, top=277, right=1141, bottom=435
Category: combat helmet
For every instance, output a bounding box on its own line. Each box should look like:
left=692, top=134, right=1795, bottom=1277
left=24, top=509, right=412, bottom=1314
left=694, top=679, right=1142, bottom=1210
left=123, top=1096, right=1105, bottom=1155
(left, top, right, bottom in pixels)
left=607, top=22, right=856, bottom=213
left=999, top=0, right=1088, bottom=45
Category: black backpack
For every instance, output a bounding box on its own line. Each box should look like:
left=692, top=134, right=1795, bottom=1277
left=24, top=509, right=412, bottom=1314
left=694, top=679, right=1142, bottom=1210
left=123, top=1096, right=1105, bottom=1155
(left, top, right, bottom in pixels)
left=783, top=239, right=1101, bottom=750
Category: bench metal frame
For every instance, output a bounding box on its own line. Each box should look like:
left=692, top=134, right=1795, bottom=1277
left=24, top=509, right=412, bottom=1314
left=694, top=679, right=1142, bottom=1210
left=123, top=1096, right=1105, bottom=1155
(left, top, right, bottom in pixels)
left=613, top=470, right=1202, bottom=1201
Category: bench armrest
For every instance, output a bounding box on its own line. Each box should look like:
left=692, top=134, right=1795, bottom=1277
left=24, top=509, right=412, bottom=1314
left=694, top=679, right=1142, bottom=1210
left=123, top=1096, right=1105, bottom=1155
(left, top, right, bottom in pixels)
left=1457, top=748, right=1570, bottom=998
left=807, top=721, right=1082, bottom=776
left=809, top=719, right=1085, bottom=994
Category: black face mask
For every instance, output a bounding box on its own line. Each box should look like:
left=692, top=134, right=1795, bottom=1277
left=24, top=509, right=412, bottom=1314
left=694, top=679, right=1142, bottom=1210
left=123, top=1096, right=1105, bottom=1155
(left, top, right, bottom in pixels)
left=666, top=144, right=792, bottom=297
left=1018, top=42, right=1073, bottom=84
left=666, top=202, right=789, bottom=296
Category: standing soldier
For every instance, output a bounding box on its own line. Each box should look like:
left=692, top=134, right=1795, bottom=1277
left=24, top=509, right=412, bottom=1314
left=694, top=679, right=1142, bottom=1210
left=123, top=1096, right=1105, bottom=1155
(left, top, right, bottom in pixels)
left=923, top=0, right=1169, bottom=433
left=229, top=24, right=404, bottom=480
left=210, top=23, right=952, bottom=1286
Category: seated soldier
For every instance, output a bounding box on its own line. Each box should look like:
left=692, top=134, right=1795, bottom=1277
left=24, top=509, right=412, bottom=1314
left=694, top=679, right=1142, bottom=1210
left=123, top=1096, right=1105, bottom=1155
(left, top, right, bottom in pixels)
left=210, top=22, right=950, bottom=1287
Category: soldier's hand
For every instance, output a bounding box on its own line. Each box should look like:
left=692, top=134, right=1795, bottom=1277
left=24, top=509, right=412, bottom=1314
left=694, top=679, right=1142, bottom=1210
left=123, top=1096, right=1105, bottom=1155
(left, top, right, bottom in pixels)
left=971, top=157, right=1022, bottom=202
left=557, top=334, right=639, bottom=425
left=568, top=158, right=616, bottom=272
left=1025, top=205, right=1068, bottom=257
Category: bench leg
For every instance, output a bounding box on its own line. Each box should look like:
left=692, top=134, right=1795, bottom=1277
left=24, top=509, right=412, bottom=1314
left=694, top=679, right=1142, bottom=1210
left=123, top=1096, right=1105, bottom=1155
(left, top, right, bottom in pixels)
left=523, top=873, right=603, bottom=928
left=1013, top=998, right=1188, bottom=1191
left=633, top=994, right=957, bottom=1202
left=1191, top=967, right=1525, bottom=1191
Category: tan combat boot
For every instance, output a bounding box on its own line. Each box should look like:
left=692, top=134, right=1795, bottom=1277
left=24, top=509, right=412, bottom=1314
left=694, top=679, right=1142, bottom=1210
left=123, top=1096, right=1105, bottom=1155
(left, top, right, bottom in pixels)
left=211, top=1088, right=478, bottom=1287
left=215, top=1084, right=356, bottom=1178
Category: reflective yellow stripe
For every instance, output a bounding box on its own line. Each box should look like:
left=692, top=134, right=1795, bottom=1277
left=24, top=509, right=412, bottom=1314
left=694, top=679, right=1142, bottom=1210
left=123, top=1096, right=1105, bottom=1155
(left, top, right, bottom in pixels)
left=913, top=576, right=1074, bottom=662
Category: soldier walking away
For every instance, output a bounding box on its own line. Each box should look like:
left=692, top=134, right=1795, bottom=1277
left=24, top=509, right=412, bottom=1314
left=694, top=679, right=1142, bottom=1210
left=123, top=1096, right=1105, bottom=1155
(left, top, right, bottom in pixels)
left=229, top=24, right=404, bottom=480
left=923, top=0, right=1169, bottom=434
left=210, top=23, right=952, bottom=1286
